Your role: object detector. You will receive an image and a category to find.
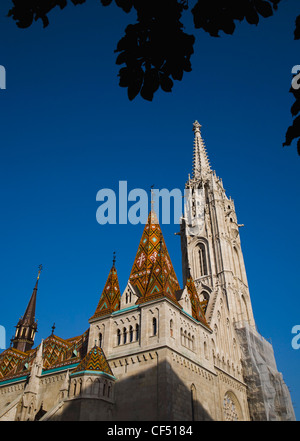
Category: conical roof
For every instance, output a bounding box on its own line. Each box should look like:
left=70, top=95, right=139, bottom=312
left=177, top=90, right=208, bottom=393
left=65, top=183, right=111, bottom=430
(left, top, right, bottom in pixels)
left=90, top=262, right=121, bottom=320
left=129, top=210, right=181, bottom=307
left=72, top=345, right=113, bottom=377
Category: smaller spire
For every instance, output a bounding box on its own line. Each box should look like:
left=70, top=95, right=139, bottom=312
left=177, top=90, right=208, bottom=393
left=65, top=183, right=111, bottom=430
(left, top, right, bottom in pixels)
left=192, top=121, right=211, bottom=181
left=12, top=266, right=41, bottom=353
left=90, top=260, right=121, bottom=320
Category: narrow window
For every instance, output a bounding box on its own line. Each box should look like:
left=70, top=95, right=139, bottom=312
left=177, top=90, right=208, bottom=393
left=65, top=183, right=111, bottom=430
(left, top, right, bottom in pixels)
left=123, top=327, right=127, bottom=344
left=170, top=320, right=173, bottom=338
left=99, top=332, right=103, bottom=348
left=198, top=243, right=208, bottom=276
left=129, top=325, right=133, bottom=342
left=153, top=317, right=157, bottom=336
left=117, top=329, right=121, bottom=346
left=136, top=323, right=139, bottom=341
left=191, top=384, right=196, bottom=421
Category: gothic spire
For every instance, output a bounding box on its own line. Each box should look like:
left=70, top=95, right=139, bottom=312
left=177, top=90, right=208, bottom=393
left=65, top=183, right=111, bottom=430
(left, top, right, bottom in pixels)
left=12, top=266, right=42, bottom=353
left=192, top=121, right=211, bottom=181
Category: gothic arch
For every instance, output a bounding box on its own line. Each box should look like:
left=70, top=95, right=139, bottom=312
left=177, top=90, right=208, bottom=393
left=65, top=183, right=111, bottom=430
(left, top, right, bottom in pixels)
left=191, top=384, right=197, bottom=420
left=191, top=239, right=211, bottom=279
left=241, top=294, right=250, bottom=324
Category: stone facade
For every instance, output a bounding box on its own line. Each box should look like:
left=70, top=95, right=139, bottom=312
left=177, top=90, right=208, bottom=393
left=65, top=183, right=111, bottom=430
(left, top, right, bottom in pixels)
left=0, top=122, right=295, bottom=421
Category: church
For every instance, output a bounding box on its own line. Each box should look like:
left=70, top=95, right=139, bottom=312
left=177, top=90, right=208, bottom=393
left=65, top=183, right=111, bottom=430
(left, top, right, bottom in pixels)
left=0, top=122, right=295, bottom=421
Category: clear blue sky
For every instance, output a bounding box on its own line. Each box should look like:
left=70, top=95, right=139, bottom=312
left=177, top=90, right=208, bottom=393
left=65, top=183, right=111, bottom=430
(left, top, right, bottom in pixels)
left=0, top=0, right=299, bottom=420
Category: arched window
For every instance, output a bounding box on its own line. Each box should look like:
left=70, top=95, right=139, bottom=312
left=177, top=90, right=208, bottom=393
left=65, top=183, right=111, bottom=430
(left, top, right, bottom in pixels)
left=99, top=332, right=103, bottom=348
left=223, top=391, right=242, bottom=421
left=170, top=320, right=174, bottom=338
left=135, top=323, right=139, bottom=341
left=241, top=295, right=250, bottom=324
left=204, top=341, right=209, bottom=359
left=129, top=325, right=133, bottom=342
left=153, top=317, right=157, bottom=336
left=197, top=243, right=208, bottom=276
left=191, top=384, right=197, bottom=421
left=123, top=327, right=127, bottom=344
left=117, top=329, right=121, bottom=346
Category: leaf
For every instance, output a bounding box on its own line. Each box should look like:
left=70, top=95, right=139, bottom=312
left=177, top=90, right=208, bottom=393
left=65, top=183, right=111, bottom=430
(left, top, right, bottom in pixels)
left=254, top=0, right=273, bottom=18
left=140, top=68, right=160, bottom=101
left=294, top=15, right=300, bottom=40
left=245, top=8, right=259, bottom=25
left=127, top=67, right=144, bottom=100
left=283, top=115, right=300, bottom=147
left=159, top=74, right=173, bottom=92
left=115, top=0, right=133, bottom=13
left=100, top=0, right=113, bottom=6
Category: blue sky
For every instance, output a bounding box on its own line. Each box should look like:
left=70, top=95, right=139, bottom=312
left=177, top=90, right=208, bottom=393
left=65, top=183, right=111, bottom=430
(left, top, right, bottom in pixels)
left=0, top=0, right=299, bottom=419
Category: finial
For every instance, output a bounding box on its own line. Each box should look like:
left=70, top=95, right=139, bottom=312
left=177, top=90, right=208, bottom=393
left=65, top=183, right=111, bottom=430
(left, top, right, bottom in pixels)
left=150, top=184, right=155, bottom=210
left=51, top=323, right=55, bottom=336
left=112, top=251, right=116, bottom=266
left=193, top=120, right=201, bottom=134
left=37, top=264, right=43, bottom=280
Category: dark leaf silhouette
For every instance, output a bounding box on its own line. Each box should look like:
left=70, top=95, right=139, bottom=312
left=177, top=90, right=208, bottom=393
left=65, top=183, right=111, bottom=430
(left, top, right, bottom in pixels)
left=283, top=17, right=300, bottom=155
left=191, top=0, right=280, bottom=37
left=7, top=0, right=300, bottom=155
left=294, top=14, right=300, bottom=40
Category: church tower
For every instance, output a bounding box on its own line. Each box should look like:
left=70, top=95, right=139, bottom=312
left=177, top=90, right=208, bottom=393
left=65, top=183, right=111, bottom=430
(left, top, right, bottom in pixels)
left=180, top=122, right=295, bottom=421
left=180, top=121, right=255, bottom=329
left=12, top=266, right=41, bottom=353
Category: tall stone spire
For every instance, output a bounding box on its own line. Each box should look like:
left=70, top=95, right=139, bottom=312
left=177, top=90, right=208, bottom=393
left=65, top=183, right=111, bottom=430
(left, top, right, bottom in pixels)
left=12, top=266, right=42, bottom=353
left=192, top=121, right=211, bottom=182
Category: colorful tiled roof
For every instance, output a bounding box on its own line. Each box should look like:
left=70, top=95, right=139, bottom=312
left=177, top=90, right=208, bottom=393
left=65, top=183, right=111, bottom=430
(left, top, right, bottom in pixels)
left=129, top=211, right=181, bottom=307
left=90, top=263, right=121, bottom=320
left=71, top=345, right=113, bottom=377
left=0, top=348, right=27, bottom=379
left=0, top=330, right=89, bottom=382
